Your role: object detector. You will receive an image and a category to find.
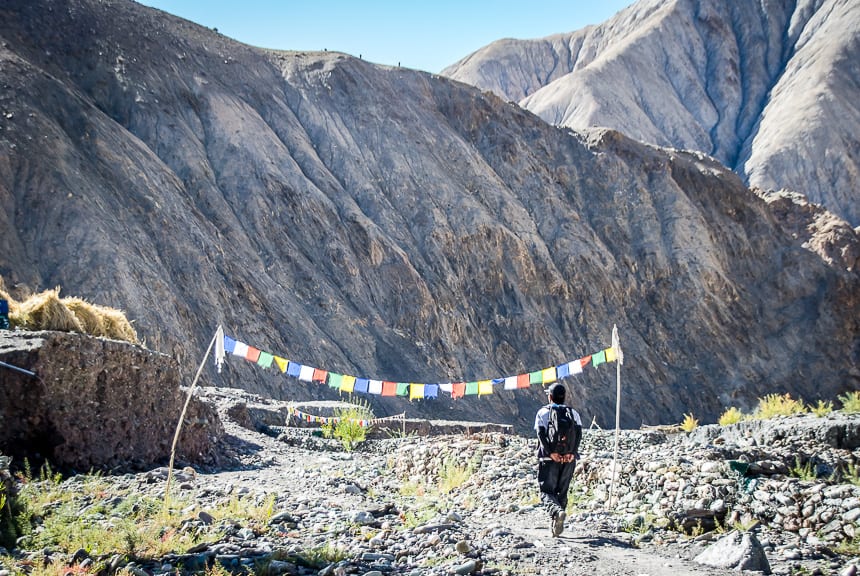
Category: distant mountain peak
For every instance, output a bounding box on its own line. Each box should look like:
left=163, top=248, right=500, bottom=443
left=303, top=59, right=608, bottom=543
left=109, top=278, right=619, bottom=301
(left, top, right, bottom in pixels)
left=442, top=0, right=860, bottom=227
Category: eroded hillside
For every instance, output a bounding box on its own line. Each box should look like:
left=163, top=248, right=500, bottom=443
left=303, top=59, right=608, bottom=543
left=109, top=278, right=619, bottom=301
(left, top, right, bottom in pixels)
left=0, top=0, right=857, bottom=432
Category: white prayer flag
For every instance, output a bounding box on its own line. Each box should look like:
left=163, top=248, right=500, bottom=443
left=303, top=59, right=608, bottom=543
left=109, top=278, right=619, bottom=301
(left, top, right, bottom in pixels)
left=298, top=365, right=315, bottom=382
left=214, top=326, right=225, bottom=373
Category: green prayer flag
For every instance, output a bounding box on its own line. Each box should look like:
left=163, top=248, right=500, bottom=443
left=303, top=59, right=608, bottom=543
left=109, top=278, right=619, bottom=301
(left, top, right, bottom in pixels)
left=592, top=350, right=606, bottom=367
left=465, top=381, right=479, bottom=395
left=256, top=352, right=274, bottom=369
left=529, top=371, right=542, bottom=385
left=328, top=373, right=343, bottom=389
left=396, top=382, right=410, bottom=396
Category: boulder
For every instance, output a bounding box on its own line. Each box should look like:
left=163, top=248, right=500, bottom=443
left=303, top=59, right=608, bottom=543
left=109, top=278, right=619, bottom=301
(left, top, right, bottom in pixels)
left=694, top=530, right=771, bottom=573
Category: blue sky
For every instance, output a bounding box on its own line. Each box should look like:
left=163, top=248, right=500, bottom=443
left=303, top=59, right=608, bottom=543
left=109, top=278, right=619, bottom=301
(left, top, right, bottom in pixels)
left=135, top=1, right=634, bottom=73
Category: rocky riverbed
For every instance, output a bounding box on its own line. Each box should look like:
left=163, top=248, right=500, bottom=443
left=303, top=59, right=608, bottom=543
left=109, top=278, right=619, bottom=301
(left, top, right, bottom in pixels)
left=3, top=389, right=860, bottom=576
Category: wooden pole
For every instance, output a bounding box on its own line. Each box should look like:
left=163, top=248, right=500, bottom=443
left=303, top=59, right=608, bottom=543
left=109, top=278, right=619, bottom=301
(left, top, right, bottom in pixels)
left=163, top=326, right=220, bottom=513
left=608, top=324, right=623, bottom=508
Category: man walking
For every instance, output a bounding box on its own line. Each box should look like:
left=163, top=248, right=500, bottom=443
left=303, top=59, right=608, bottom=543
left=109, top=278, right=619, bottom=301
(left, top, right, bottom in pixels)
left=534, top=383, right=582, bottom=537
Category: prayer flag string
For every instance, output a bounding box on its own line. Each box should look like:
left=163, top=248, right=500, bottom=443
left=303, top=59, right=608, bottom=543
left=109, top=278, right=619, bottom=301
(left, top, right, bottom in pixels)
left=286, top=405, right=405, bottom=428
left=220, top=333, right=617, bottom=400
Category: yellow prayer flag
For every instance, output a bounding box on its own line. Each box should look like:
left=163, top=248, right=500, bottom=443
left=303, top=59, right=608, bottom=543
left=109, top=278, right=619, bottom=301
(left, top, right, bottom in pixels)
left=478, top=379, right=494, bottom=396
left=273, top=356, right=289, bottom=373
left=340, top=375, right=356, bottom=393
left=605, top=346, right=617, bottom=363
left=410, top=384, right=425, bottom=400
left=541, top=367, right=557, bottom=384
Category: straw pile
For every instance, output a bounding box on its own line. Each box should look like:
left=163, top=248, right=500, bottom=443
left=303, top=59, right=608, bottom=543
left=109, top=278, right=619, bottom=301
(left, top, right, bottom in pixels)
left=0, top=277, right=138, bottom=344
left=93, top=304, right=139, bottom=344
left=15, top=288, right=83, bottom=333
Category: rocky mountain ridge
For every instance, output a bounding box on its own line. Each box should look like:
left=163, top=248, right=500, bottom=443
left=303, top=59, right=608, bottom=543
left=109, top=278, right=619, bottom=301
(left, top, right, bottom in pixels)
left=0, top=0, right=858, bottom=432
left=442, top=0, right=860, bottom=227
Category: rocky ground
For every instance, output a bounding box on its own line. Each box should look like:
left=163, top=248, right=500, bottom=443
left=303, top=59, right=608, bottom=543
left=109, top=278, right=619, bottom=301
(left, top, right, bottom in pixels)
left=3, top=388, right=860, bottom=576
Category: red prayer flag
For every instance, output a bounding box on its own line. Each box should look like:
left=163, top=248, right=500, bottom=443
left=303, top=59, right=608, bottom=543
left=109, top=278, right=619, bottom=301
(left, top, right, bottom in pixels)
left=516, top=374, right=530, bottom=388
left=382, top=381, right=397, bottom=396
left=245, top=346, right=261, bottom=362
left=451, top=382, right=466, bottom=399
left=580, top=356, right=592, bottom=369
left=312, top=368, right=328, bottom=383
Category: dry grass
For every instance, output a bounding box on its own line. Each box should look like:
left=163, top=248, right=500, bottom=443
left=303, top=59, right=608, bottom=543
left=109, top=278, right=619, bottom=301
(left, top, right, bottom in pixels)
left=63, top=297, right=105, bottom=336
left=15, top=288, right=83, bottom=333
left=95, top=304, right=138, bottom=344
left=0, top=276, right=138, bottom=344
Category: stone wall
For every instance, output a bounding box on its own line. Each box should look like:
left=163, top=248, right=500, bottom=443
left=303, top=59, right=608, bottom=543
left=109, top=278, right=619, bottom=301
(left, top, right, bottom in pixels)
left=0, top=330, right=224, bottom=472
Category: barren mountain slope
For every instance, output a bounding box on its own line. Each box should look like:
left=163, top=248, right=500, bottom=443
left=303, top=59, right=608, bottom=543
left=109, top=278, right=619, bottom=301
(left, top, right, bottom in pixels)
left=442, top=0, right=860, bottom=227
left=0, top=0, right=858, bottom=432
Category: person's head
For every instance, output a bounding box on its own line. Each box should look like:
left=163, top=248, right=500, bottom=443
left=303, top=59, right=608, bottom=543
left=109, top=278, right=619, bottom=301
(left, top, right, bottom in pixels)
left=546, top=383, right=565, bottom=404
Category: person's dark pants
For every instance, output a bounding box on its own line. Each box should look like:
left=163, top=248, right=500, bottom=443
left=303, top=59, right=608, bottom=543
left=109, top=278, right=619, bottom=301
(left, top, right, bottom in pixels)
left=538, top=459, right=576, bottom=517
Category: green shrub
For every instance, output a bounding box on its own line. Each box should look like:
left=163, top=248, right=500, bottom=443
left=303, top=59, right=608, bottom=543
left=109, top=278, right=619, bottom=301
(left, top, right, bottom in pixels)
left=751, top=393, right=806, bottom=419
left=839, top=391, right=860, bottom=414
left=322, top=400, right=374, bottom=451
left=789, top=457, right=817, bottom=481
left=810, top=399, right=833, bottom=417
left=437, top=459, right=473, bottom=494
left=718, top=407, right=744, bottom=426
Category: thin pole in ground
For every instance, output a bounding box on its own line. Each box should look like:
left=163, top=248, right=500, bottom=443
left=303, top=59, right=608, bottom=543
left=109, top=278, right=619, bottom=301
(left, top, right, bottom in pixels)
left=163, top=326, right=220, bottom=513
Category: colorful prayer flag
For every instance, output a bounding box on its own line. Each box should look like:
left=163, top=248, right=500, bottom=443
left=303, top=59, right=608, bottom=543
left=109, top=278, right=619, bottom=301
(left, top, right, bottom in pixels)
left=478, top=380, right=493, bottom=396
left=425, top=384, right=439, bottom=399
left=568, top=359, right=583, bottom=375
left=232, top=341, right=249, bottom=358
left=556, top=363, right=570, bottom=379
left=340, top=375, right=356, bottom=393
left=592, top=350, right=606, bottom=367
left=382, top=381, right=396, bottom=396
left=451, top=383, right=466, bottom=399
left=396, top=382, right=410, bottom=396
left=257, top=352, right=274, bottom=369
left=541, top=367, right=557, bottom=384
left=529, top=371, right=542, bottom=385
left=313, top=368, right=328, bottom=383
left=298, top=365, right=314, bottom=382
left=465, top=381, right=479, bottom=395
left=328, top=373, right=343, bottom=389
left=410, top=384, right=424, bottom=400
left=274, top=356, right=288, bottom=373
left=245, top=346, right=261, bottom=363
left=355, top=378, right=369, bottom=394
left=605, top=346, right=617, bottom=363
left=223, top=335, right=236, bottom=354
left=369, top=380, right=383, bottom=395
left=503, top=376, right=518, bottom=390
left=517, top=374, right=530, bottom=388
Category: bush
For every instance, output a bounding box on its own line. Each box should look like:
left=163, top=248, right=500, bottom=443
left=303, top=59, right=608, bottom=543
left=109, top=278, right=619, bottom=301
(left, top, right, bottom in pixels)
left=680, top=413, right=698, bottom=432
left=321, top=400, right=374, bottom=451
left=718, top=407, right=744, bottom=426
left=810, top=399, right=833, bottom=417
left=750, top=393, right=806, bottom=419
left=839, top=391, right=860, bottom=414
left=437, top=458, right=474, bottom=494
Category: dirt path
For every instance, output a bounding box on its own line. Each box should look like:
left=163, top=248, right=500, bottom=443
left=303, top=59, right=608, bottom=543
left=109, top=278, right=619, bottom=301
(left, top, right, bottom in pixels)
left=204, top=420, right=740, bottom=576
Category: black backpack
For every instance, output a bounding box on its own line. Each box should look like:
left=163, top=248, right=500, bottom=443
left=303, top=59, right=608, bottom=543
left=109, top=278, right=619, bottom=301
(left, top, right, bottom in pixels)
left=547, top=405, right=580, bottom=456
